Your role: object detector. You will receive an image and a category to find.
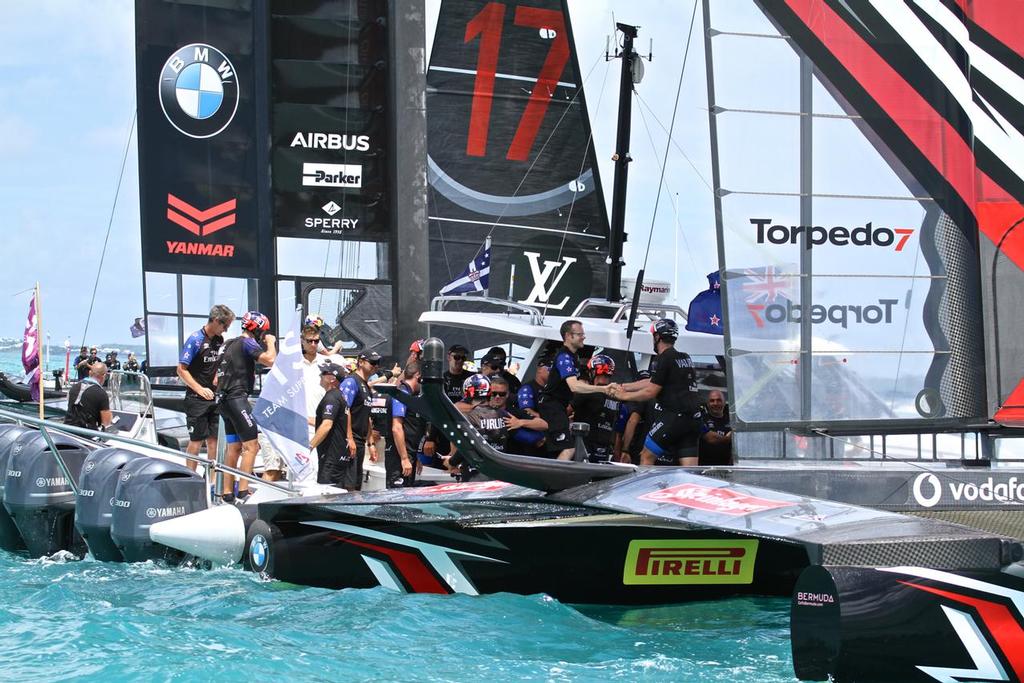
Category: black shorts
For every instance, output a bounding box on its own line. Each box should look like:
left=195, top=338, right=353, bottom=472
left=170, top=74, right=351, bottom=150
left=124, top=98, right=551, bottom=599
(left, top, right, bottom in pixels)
left=220, top=396, right=259, bottom=443
left=320, top=449, right=359, bottom=490
left=646, top=411, right=701, bottom=460
left=184, top=396, right=219, bottom=442
left=538, top=400, right=571, bottom=455
left=384, top=442, right=416, bottom=489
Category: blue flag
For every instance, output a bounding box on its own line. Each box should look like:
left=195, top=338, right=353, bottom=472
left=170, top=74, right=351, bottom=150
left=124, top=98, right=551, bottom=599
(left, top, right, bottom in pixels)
left=686, top=272, right=724, bottom=335
left=440, top=238, right=490, bottom=295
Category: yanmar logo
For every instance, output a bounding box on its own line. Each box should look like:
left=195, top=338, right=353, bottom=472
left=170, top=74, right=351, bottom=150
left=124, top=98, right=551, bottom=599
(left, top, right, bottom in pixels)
left=165, top=193, right=237, bottom=258
left=623, top=540, right=759, bottom=585
left=640, top=483, right=795, bottom=516
left=752, top=218, right=914, bottom=251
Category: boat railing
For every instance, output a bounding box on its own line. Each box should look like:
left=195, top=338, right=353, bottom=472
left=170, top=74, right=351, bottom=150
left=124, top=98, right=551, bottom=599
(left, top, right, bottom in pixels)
left=570, top=298, right=689, bottom=324
left=429, top=295, right=545, bottom=325
left=0, top=405, right=296, bottom=498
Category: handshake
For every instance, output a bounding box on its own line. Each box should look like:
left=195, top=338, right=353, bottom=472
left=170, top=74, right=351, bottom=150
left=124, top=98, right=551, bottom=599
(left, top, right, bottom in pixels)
left=604, top=383, right=623, bottom=399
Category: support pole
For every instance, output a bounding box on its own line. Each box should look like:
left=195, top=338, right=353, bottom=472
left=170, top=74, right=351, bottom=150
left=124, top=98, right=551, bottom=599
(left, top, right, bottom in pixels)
left=606, top=23, right=638, bottom=303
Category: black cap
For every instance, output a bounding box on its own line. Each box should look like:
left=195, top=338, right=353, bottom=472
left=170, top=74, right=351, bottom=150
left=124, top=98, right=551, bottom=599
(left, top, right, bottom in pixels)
left=486, top=346, right=507, bottom=359
left=536, top=355, right=553, bottom=368
left=358, top=351, right=381, bottom=365
left=319, top=362, right=346, bottom=380
left=448, top=344, right=469, bottom=355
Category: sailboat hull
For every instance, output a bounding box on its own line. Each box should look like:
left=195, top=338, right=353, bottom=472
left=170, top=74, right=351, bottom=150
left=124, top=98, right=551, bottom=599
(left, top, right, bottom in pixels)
left=253, top=496, right=809, bottom=603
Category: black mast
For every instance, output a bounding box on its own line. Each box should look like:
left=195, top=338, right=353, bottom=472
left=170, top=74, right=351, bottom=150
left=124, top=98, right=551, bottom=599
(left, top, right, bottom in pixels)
left=606, top=23, right=638, bottom=303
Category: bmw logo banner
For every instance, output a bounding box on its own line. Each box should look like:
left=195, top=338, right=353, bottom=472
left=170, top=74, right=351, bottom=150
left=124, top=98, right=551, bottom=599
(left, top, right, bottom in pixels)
left=134, top=2, right=259, bottom=277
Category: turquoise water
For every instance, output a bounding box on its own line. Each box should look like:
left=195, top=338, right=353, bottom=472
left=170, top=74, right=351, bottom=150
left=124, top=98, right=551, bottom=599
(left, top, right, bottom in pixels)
left=0, top=348, right=797, bottom=681
left=0, top=553, right=795, bottom=682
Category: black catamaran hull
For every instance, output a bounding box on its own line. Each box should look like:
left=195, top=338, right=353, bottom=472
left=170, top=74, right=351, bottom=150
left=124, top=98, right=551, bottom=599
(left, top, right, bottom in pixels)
left=792, top=564, right=1024, bottom=682
left=251, top=498, right=809, bottom=603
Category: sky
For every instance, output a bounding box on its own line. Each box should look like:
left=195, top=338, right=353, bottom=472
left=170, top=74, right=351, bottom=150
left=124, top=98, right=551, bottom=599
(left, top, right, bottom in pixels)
left=0, top=1, right=909, bottom=355
left=0, top=0, right=735, bottom=348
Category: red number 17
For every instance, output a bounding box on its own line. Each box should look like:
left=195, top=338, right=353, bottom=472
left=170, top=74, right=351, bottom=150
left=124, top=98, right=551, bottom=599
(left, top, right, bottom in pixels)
left=464, top=2, right=571, bottom=162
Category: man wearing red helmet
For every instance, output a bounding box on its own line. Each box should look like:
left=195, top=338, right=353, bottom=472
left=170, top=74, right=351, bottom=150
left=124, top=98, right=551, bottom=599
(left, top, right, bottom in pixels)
left=215, top=311, right=277, bottom=502
left=610, top=318, right=701, bottom=466
left=572, top=354, right=628, bottom=463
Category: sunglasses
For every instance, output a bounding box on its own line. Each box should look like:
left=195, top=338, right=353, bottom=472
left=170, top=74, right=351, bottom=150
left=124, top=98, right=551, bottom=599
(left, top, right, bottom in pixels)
left=490, top=391, right=508, bottom=398
left=452, top=355, right=466, bottom=361
left=303, top=337, right=321, bottom=343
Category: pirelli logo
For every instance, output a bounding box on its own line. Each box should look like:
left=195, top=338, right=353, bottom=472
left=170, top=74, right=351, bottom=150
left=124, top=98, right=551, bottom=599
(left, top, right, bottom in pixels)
left=623, top=540, right=759, bottom=585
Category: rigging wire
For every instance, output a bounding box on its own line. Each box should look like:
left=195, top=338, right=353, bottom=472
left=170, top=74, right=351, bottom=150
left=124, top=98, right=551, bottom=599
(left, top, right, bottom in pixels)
left=634, top=91, right=714, bottom=193
left=633, top=99, right=699, bottom=276
left=542, top=45, right=616, bottom=319
left=80, top=110, right=137, bottom=349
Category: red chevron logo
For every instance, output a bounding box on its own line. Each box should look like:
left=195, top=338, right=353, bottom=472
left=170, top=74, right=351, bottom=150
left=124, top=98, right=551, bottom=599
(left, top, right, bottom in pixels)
left=166, top=194, right=236, bottom=237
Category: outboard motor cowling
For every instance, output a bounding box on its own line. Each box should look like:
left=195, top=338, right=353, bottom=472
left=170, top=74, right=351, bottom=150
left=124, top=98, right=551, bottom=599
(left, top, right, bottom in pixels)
left=75, top=447, right=145, bottom=562
left=3, top=431, right=90, bottom=558
left=0, top=424, right=34, bottom=552
left=110, top=458, right=207, bottom=563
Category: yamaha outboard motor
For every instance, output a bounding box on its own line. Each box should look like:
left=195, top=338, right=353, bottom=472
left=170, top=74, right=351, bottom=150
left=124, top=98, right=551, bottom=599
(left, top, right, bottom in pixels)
left=0, top=423, right=34, bottom=552
left=3, top=430, right=91, bottom=557
left=110, top=457, right=207, bottom=563
left=75, top=447, right=145, bottom=562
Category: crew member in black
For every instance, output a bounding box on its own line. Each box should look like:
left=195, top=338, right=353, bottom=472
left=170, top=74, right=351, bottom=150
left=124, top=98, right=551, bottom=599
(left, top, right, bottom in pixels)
left=76, top=346, right=100, bottom=380
left=340, top=351, right=379, bottom=490
left=610, top=318, right=702, bottom=466
left=481, top=347, right=521, bottom=407
left=572, top=355, right=627, bottom=463
left=177, top=304, right=234, bottom=473
left=448, top=374, right=493, bottom=480
left=65, top=361, right=112, bottom=431
left=539, top=320, right=611, bottom=460
left=216, top=310, right=276, bottom=502
left=442, top=344, right=472, bottom=403
left=621, top=370, right=654, bottom=465
left=384, top=362, right=427, bottom=488
left=699, top=390, right=733, bottom=466
left=105, top=351, right=121, bottom=372
left=311, top=362, right=353, bottom=489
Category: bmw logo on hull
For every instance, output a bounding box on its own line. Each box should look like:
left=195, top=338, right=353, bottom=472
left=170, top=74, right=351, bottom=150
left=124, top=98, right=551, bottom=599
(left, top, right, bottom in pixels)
left=159, top=44, right=239, bottom=139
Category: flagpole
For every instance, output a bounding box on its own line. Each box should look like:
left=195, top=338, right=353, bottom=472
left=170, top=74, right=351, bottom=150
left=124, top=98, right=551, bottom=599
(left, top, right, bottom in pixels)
left=36, top=283, right=44, bottom=421
left=483, top=236, right=492, bottom=298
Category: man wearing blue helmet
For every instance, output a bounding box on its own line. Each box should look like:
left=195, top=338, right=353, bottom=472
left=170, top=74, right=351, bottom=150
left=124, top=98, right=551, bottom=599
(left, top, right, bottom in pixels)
left=610, top=318, right=701, bottom=466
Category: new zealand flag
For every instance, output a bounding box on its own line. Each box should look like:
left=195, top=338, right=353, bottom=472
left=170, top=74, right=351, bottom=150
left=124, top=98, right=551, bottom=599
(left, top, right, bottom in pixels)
left=686, top=272, right=723, bottom=335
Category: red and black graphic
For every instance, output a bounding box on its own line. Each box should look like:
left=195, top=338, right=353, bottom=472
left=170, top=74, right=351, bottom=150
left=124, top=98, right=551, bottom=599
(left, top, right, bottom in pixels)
left=753, top=0, right=1024, bottom=424
left=166, top=194, right=236, bottom=237
left=791, top=564, right=1024, bottom=681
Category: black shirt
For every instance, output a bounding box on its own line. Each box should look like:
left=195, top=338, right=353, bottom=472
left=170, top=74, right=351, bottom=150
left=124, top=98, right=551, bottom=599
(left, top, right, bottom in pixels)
left=65, top=380, right=109, bottom=430
left=315, top=388, right=350, bottom=462
left=385, top=381, right=427, bottom=455
left=699, top=406, right=733, bottom=466
left=443, top=369, right=472, bottom=403
left=468, top=404, right=510, bottom=451
left=541, top=345, right=578, bottom=406
left=650, top=347, right=700, bottom=414
left=573, top=393, right=626, bottom=457
left=180, top=327, right=226, bottom=397
left=216, top=336, right=262, bottom=398
left=75, top=354, right=99, bottom=380
left=340, top=374, right=372, bottom=441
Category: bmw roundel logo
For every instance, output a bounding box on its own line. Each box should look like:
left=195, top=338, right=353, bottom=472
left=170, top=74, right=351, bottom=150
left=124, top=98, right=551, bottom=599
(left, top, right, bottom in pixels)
left=159, top=43, right=239, bottom=139
left=249, top=534, right=269, bottom=571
